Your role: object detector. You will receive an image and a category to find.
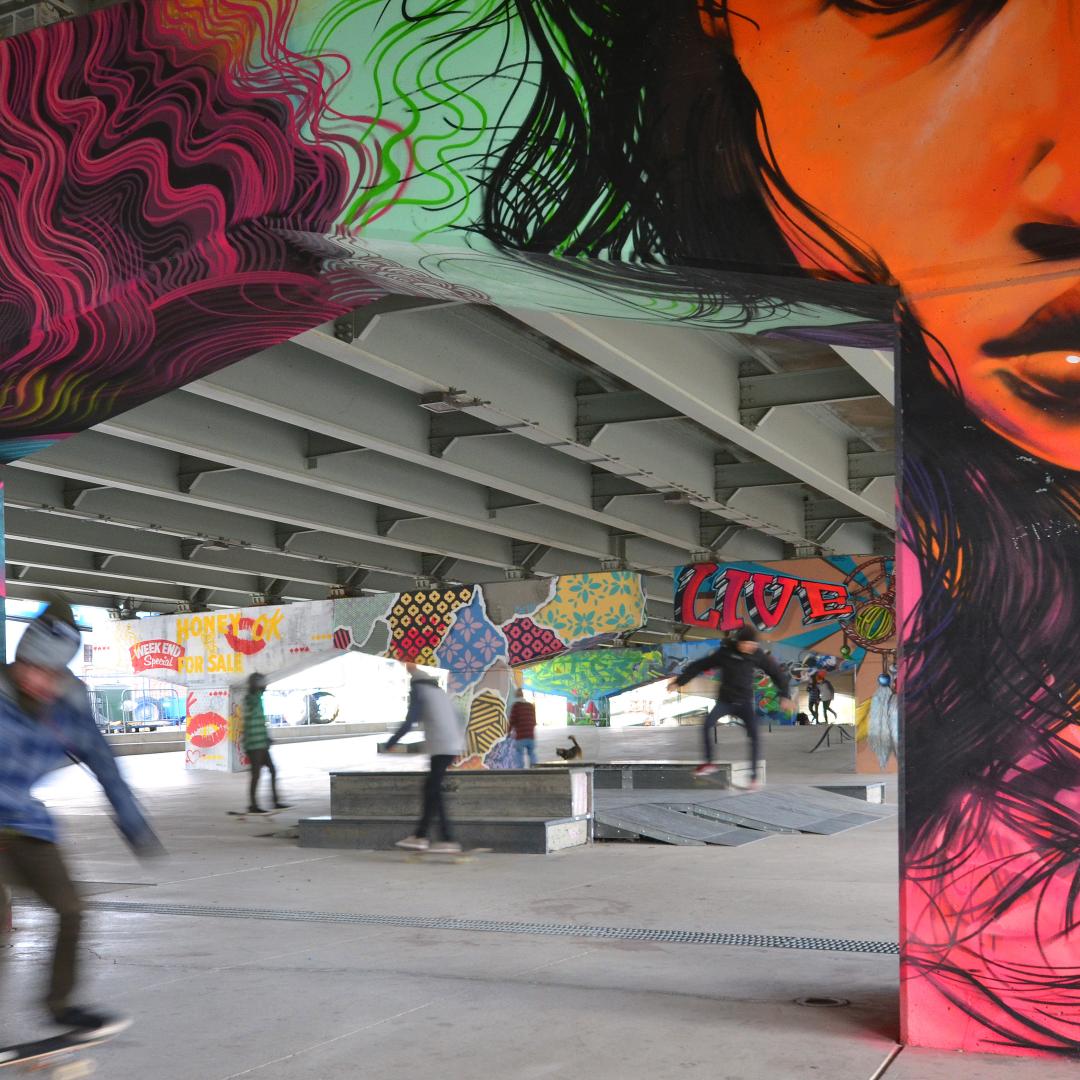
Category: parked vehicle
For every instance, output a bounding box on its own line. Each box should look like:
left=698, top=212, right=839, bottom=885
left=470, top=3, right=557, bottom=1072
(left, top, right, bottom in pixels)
left=90, top=686, right=185, bottom=733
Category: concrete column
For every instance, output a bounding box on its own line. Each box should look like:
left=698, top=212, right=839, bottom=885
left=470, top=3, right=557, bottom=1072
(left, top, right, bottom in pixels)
left=184, top=686, right=246, bottom=773
left=898, top=318, right=1080, bottom=1057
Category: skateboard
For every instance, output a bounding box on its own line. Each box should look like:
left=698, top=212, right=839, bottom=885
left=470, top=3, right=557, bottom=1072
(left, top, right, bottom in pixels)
left=0, top=1030, right=113, bottom=1077
left=226, top=808, right=289, bottom=822
left=403, top=846, right=491, bottom=864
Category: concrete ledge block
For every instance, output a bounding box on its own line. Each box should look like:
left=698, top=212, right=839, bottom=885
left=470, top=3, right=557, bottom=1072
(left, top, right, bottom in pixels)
left=298, top=814, right=590, bottom=854
left=815, top=783, right=887, bottom=804
left=329, top=767, right=592, bottom=820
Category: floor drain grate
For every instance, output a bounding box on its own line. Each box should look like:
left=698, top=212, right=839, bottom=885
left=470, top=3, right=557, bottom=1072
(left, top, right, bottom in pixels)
left=19, top=899, right=900, bottom=955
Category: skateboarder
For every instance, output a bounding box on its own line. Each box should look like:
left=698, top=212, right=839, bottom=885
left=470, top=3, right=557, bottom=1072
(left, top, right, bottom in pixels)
left=668, top=626, right=792, bottom=787
left=383, top=665, right=465, bottom=854
left=0, top=600, right=162, bottom=1039
left=242, top=673, right=289, bottom=815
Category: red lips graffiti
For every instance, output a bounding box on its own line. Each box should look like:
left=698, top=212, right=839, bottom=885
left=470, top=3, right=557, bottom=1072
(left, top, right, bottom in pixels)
left=223, top=616, right=268, bottom=655
left=186, top=692, right=227, bottom=748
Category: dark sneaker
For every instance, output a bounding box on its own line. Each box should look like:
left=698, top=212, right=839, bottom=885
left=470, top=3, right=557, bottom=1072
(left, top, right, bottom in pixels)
left=53, top=1006, right=131, bottom=1040
left=273, top=803, right=293, bottom=810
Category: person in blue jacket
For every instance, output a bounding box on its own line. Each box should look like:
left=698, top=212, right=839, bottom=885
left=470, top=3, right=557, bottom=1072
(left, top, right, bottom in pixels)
left=0, top=600, right=162, bottom=1040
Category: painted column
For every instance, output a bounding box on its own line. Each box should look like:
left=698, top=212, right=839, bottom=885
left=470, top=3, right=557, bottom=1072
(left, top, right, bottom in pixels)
left=898, top=318, right=1080, bottom=1057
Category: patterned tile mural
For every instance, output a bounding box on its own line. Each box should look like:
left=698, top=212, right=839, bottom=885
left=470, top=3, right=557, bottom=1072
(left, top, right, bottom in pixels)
left=105, top=572, right=646, bottom=771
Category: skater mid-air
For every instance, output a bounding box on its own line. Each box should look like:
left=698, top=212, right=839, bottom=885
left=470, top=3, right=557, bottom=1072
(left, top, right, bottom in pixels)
left=669, top=626, right=791, bottom=788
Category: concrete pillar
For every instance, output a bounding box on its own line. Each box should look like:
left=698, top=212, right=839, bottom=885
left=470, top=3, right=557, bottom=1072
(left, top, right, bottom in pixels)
left=898, top=318, right=1080, bottom=1057
left=184, top=686, right=246, bottom=772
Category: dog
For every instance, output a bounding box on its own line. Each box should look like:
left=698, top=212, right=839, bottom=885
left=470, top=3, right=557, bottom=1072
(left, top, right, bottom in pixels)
left=555, top=735, right=583, bottom=761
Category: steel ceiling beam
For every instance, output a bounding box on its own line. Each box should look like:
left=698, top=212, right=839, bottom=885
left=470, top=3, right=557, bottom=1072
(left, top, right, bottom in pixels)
left=507, top=309, right=896, bottom=532
left=180, top=340, right=708, bottom=555
left=831, top=345, right=896, bottom=404
left=292, top=312, right=832, bottom=547
left=96, top=392, right=656, bottom=564
left=8, top=434, right=522, bottom=569
left=738, top=366, right=878, bottom=410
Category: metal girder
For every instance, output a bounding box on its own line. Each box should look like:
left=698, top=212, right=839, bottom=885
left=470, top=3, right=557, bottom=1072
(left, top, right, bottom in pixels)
left=178, top=455, right=237, bottom=495
left=288, top=315, right=808, bottom=547
left=428, top=412, right=502, bottom=458
left=0, top=465, right=429, bottom=580
left=5, top=565, right=189, bottom=606
left=4, top=539, right=323, bottom=602
left=420, top=554, right=456, bottom=582
left=181, top=339, right=712, bottom=557
left=96, top=391, right=641, bottom=564
left=848, top=450, right=894, bottom=481
left=739, top=366, right=877, bottom=411
left=831, top=346, right=896, bottom=404
left=7, top=436, right=521, bottom=569
left=509, top=542, right=549, bottom=575
left=576, top=390, right=681, bottom=444
left=507, top=309, right=896, bottom=534
left=304, top=433, right=366, bottom=470
left=715, top=460, right=797, bottom=491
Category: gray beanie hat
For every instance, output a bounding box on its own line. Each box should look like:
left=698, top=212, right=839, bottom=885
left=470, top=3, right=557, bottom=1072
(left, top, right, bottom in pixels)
left=16, top=614, right=81, bottom=670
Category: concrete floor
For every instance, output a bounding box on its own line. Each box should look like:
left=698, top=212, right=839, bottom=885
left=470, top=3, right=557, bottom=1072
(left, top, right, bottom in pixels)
left=2, top=725, right=1074, bottom=1078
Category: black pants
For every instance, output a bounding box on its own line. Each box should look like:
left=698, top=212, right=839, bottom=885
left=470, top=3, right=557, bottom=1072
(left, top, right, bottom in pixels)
left=821, top=701, right=837, bottom=721
left=809, top=700, right=820, bottom=723
left=417, top=755, right=454, bottom=842
left=704, top=699, right=760, bottom=780
left=248, top=747, right=279, bottom=811
left=0, top=833, right=83, bottom=1015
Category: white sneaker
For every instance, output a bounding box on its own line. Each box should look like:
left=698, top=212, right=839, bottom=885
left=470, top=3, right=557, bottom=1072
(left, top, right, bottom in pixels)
left=394, top=836, right=429, bottom=851
left=428, top=841, right=462, bottom=854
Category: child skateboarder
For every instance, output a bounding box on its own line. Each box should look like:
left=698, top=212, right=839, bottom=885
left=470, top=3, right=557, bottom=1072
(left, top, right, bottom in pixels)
left=0, top=600, right=162, bottom=1039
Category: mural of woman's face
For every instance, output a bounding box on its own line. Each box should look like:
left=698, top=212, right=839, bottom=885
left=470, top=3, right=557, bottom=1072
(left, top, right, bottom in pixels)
left=710, top=3, right=1080, bottom=469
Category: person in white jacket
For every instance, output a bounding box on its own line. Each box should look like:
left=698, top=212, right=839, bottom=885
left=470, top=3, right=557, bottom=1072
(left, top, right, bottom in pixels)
left=384, top=665, right=465, bottom=853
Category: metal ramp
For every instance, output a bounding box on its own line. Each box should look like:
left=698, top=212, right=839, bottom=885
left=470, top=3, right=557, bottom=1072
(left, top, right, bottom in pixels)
left=593, top=803, right=766, bottom=846
left=593, top=784, right=895, bottom=845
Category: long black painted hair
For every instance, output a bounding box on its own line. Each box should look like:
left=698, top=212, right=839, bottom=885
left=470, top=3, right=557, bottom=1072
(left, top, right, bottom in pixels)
left=468, top=0, right=1080, bottom=1053
left=477, top=0, right=896, bottom=325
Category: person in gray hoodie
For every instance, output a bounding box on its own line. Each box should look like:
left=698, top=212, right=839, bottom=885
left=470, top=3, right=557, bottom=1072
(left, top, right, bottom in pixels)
left=384, top=665, right=465, bottom=853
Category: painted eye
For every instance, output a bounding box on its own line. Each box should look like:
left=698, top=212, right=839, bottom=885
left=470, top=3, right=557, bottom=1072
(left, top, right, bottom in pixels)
left=828, top=0, right=1006, bottom=34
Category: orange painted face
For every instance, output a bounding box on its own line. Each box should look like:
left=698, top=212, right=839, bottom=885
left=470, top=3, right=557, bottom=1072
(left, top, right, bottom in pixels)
left=708, top=2, right=1080, bottom=468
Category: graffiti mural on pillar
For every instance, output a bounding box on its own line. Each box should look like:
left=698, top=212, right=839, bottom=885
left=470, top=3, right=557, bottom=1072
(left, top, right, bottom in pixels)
left=106, top=572, right=645, bottom=771
left=522, top=649, right=665, bottom=704
left=0, top=1, right=896, bottom=463
left=335, top=571, right=647, bottom=769
left=675, top=557, right=896, bottom=764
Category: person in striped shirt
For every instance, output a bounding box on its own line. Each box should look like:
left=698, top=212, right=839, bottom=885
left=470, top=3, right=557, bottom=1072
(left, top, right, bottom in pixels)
left=242, top=673, right=289, bottom=814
